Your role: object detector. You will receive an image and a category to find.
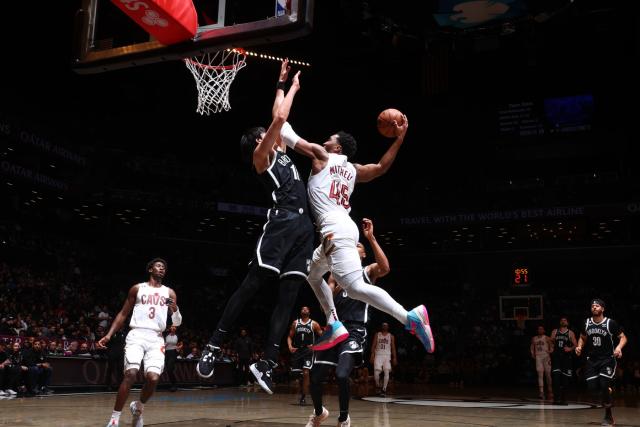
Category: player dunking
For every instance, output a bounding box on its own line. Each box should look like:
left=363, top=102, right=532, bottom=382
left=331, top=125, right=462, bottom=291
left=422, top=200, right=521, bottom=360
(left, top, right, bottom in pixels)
left=277, top=72, right=434, bottom=354
left=306, top=217, right=389, bottom=427
left=530, top=325, right=553, bottom=400
left=576, top=299, right=627, bottom=426
left=550, top=316, right=577, bottom=405
left=197, top=61, right=313, bottom=395
left=100, top=258, right=182, bottom=427
left=288, top=306, right=322, bottom=405
left=370, top=322, right=396, bottom=397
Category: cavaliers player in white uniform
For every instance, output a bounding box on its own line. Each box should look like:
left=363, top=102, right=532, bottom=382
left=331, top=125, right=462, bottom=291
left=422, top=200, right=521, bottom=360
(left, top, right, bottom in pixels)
left=277, top=71, right=434, bottom=355
left=370, top=322, right=397, bottom=397
left=100, top=258, right=182, bottom=427
left=530, top=325, right=553, bottom=400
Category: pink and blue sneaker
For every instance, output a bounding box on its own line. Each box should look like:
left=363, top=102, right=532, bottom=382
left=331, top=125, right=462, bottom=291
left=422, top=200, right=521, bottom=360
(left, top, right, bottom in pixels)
left=406, top=305, right=435, bottom=353
left=312, top=321, right=349, bottom=351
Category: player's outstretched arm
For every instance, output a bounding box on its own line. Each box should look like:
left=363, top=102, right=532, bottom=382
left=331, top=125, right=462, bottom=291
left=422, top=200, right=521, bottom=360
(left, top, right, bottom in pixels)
left=272, top=59, right=291, bottom=119
left=362, top=218, right=390, bottom=283
left=355, top=115, right=408, bottom=183
left=98, top=284, right=138, bottom=348
left=254, top=70, right=302, bottom=173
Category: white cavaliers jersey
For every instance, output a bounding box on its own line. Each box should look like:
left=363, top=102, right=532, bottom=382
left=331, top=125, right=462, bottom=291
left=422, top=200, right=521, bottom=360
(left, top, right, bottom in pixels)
left=375, top=332, right=392, bottom=357
left=533, top=335, right=551, bottom=357
left=308, top=153, right=357, bottom=221
left=129, top=282, right=171, bottom=333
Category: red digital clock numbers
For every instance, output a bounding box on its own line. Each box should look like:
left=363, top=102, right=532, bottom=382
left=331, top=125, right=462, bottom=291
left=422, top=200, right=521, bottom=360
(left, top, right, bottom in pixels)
left=513, top=267, right=529, bottom=286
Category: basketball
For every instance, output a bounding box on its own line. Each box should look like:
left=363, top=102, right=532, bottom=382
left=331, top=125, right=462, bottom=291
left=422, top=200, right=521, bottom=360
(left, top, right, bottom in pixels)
left=376, top=108, right=405, bottom=138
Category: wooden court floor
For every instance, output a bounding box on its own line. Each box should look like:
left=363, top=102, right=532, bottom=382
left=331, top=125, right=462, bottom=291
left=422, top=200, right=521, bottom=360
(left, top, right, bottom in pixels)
left=2, top=383, right=639, bottom=426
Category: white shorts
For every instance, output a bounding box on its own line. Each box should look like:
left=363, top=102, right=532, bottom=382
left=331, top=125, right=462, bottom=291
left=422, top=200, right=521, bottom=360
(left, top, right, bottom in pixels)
left=125, top=328, right=166, bottom=375
left=312, top=213, right=361, bottom=278
left=374, top=355, right=392, bottom=371
left=535, top=355, right=551, bottom=373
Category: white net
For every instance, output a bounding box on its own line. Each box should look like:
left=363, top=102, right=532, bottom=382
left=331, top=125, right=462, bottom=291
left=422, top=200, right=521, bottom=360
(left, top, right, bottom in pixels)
left=184, top=49, right=247, bottom=115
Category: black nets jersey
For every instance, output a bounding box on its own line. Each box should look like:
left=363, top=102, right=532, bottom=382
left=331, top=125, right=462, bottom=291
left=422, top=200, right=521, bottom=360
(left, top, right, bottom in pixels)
left=554, top=329, right=572, bottom=353
left=334, top=269, right=371, bottom=324
left=583, top=317, right=621, bottom=360
left=257, top=151, right=307, bottom=211
left=293, top=319, right=314, bottom=348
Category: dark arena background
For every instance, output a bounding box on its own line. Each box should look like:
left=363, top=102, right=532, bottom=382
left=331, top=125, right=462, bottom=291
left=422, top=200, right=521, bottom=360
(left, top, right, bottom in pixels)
left=1, top=0, right=639, bottom=426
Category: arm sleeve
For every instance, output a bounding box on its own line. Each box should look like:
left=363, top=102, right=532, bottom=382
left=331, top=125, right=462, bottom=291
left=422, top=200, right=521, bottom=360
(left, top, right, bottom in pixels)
left=280, top=122, right=300, bottom=149
left=171, top=308, right=182, bottom=327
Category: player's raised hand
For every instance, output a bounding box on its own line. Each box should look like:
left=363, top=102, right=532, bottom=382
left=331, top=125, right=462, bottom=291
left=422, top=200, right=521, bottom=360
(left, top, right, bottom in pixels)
left=291, top=70, right=301, bottom=90
left=394, top=114, right=408, bottom=138
left=279, top=58, right=290, bottom=83
left=362, top=218, right=374, bottom=240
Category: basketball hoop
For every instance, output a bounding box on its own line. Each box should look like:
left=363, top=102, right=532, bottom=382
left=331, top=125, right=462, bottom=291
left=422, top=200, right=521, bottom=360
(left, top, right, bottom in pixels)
left=184, top=48, right=247, bottom=115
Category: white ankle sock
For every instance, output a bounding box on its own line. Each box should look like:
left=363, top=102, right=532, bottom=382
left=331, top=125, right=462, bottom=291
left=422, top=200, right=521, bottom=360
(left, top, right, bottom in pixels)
left=111, top=410, right=121, bottom=421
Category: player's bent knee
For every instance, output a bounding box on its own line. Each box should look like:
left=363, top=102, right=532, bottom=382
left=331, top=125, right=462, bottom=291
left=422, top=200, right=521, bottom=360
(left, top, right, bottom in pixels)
left=145, top=371, right=161, bottom=383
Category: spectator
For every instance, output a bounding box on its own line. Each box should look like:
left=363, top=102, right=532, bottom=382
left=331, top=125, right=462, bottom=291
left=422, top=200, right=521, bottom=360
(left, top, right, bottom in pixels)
left=164, top=326, right=181, bottom=392
left=23, top=340, right=53, bottom=395
left=77, top=342, right=92, bottom=357
left=186, top=346, right=200, bottom=360
left=0, top=316, right=18, bottom=336
left=6, top=341, right=27, bottom=396
left=65, top=341, right=79, bottom=356
left=234, top=328, right=253, bottom=386
left=97, top=305, right=110, bottom=329
left=104, top=328, right=125, bottom=391
left=0, top=341, right=12, bottom=396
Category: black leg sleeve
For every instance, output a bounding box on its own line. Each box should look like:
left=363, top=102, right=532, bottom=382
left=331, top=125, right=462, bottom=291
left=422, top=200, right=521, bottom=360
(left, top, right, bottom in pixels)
left=210, top=263, right=276, bottom=344
left=264, top=276, right=302, bottom=363
left=310, top=363, right=331, bottom=416
left=599, top=377, right=613, bottom=407
left=336, top=352, right=356, bottom=422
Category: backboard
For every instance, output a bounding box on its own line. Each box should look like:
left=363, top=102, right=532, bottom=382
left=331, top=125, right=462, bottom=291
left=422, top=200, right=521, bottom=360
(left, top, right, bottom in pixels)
left=72, top=0, right=313, bottom=74
left=499, top=294, right=543, bottom=321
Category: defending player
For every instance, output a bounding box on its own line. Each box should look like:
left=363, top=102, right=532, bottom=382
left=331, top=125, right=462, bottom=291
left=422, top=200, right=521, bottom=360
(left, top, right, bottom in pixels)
left=197, top=61, right=319, bottom=396
left=100, top=258, right=182, bottom=427
left=306, top=218, right=389, bottom=427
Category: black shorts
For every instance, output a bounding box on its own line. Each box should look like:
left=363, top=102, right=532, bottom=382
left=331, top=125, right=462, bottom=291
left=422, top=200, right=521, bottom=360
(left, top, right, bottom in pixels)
left=552, top=354, right=573, bottom=377
left=251, top=208, right=314, bottom=277
left=312, top=324, right=366, bottom=368
left=584, top=356, right=617, bottom=381
left=290, top=347, right=313, bottom=372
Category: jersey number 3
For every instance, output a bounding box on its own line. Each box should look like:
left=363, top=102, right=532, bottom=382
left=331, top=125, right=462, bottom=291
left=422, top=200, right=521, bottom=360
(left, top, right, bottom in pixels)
left=329, top=181, right=350, bottom=209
